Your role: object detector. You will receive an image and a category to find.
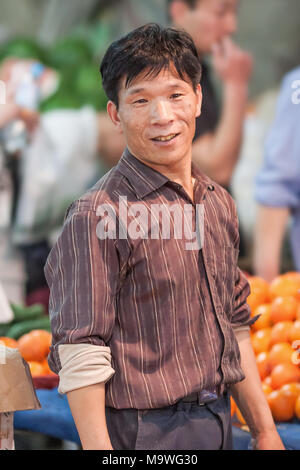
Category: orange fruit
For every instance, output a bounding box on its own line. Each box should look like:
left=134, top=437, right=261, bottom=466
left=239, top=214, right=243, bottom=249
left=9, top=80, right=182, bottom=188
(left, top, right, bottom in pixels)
left=252, top=304, right=272, bottom=331
left=270, top=296, right=298, bottom=323
left=267, top=389, right=296, bottom=422
left=0, top=337, right=19, bottom=349
left=230, top=396, right=236, bottom=417
left=297, top=304, right=300, bottom=320
left=281, top=383, right=300, bottom=400
left=27, top=360, right=45, bottom=377
left=269, top=274, right=300, bottom=301
left=18, top=329, right=52, bottom=362
left=263, top=375, right=272, bottom=387
left=270, top=363, right=300, bottom=389
left=251, top=328, right=272, bottom=355
left=262, top=383, right=273, bottom=396
left=41, top=358, right=56, bottom=376
left=256, top=351, right=271, bottom=380
left=295, top=395, right=300, bottom=420
left=270, top=321, right=293, bottom=345
left=235, top=407, right=246, bottom=425
left=268, top=343, right=294, bottom=369
left=247, top=276, right=270, bottom=313
left=289, top=320, right=300, bottom=343
left=284, top=271, right=300, bottom=279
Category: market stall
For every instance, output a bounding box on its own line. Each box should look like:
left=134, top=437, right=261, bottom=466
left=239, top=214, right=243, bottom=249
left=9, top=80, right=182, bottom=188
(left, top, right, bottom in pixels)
left=1, top=270, right=300, bottom=450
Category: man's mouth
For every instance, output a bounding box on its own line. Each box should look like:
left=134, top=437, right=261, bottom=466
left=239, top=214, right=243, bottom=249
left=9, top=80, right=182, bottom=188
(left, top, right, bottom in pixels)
left=151, top=133, right=179, bottom=142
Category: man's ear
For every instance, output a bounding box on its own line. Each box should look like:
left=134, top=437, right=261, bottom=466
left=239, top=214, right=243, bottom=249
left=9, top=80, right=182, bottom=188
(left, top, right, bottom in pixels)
left=107, top=101, right=123, bottom=134
left=195, top=84, right=202, bottom=118
left=169, top=0, right=190, bottom=25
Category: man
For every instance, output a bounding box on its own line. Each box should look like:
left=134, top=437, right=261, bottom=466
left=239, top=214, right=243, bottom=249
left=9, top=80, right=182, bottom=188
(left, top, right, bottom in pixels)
left=253, top=67, right=300, bottom=282
left=44, top=24, right=283, bottom=450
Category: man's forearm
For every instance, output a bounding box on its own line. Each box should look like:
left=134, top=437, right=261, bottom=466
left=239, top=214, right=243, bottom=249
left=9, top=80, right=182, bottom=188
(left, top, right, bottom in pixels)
left=253, top=205, right=290, bottom=282
left=192, top=83, right=248, bottom=186
left=230, top=329, right=284, bottom=449
left=67, top=382, right=113, bottom=450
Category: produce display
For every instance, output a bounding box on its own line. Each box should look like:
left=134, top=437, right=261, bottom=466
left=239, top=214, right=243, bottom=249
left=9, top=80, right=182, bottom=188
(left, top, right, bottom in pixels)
left=232, top=271, right=300, bottom=425
left=0, top=302, right=56, bottom=379
left=1, top=272, right=299, bottom=409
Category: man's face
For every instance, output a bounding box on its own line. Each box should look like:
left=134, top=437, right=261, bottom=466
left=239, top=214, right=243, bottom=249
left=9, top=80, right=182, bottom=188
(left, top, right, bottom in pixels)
left=171, top=0, right=238, bottom=54
left=107, top=67, right=202, bottom=171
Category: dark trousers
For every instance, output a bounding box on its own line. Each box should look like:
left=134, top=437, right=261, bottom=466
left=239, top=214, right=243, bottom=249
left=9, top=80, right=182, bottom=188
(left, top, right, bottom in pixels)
left=105, top=392, right=233, bottom=450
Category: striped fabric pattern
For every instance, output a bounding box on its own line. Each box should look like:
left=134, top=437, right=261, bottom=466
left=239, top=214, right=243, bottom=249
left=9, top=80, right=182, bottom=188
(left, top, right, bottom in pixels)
left=45, top=148, right=255, bottom=409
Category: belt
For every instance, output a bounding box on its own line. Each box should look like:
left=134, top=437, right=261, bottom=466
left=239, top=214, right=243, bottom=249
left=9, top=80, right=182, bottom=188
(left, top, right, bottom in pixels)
left=181, top=384, right=226, bottom=406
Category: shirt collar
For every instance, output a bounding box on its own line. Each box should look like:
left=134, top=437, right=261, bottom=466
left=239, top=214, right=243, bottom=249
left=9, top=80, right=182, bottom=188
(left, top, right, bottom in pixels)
left=116, top=147, right=213, bottom=200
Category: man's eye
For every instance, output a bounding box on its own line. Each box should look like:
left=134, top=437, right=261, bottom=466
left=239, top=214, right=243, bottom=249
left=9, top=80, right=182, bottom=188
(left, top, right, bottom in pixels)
left=171, top=93, right=183, bottom=99
left=134, top=99, right=148, bottom=104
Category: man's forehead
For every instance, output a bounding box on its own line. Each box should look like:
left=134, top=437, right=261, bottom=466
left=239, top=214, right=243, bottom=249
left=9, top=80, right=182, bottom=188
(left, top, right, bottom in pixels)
left=121, top=67, right=193, bottom=93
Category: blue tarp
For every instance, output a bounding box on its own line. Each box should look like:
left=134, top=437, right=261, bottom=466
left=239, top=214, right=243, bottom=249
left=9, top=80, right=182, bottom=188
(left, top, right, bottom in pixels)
left=14, top=388, right=300, bottom=450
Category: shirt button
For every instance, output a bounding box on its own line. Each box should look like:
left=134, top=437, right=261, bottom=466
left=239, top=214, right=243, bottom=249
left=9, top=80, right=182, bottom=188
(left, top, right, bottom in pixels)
left=208, top=184, right=215, bottom=191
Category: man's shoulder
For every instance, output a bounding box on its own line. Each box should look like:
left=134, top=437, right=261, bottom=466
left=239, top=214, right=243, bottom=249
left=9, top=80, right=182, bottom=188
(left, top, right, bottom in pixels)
left=63, top=166, right=125, bottom=221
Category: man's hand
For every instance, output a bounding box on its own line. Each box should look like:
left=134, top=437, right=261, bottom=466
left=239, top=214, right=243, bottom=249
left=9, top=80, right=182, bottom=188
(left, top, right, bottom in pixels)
left=251, top=431, right=285, bottom=450
left=212, top=37, right=253, bottom=86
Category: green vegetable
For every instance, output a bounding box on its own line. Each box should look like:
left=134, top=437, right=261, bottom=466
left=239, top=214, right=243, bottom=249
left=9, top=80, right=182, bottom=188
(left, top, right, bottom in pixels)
left=47, top=37, right=93, bottom=69
left=39, top=85, right=83, bottom=112
left=0, top=322, right=13, bottom=337
left=0, top=37, right=47, bottom=63
left=10, top=303, right=46, bottom=323
left=6, top=317, right=51, bottom=340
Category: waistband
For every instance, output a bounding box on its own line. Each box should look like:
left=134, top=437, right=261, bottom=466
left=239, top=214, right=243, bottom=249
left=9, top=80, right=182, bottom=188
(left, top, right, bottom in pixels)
left=181, top=384, right=227, bottom=406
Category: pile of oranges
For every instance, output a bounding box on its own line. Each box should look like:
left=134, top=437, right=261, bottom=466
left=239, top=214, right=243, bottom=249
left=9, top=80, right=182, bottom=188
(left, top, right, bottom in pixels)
left=0, top=329, right=56, bottom=377
left=232, top=271, right=300, bottom=424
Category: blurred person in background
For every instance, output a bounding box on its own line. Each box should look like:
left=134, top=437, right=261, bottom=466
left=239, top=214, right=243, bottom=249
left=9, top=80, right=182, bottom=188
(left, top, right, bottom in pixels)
left=0, top=57, right=125, bottom=306
left=168, top=0, right=253, bottom=188
left=253, top=67, right=300, bottom=282
left=168, top=0, right=253, bottom=260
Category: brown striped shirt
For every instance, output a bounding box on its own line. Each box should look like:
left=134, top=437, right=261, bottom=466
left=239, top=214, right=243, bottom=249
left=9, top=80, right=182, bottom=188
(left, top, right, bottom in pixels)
left=44, top=148, right=255, bottom=409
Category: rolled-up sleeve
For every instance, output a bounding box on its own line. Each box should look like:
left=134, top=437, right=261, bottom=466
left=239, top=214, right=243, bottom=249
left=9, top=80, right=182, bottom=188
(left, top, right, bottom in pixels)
left=255, top=69, right=300, bottom=209
left=44, top=204, right=120, bottom=392
left=231, top=267, right=257, bottom=330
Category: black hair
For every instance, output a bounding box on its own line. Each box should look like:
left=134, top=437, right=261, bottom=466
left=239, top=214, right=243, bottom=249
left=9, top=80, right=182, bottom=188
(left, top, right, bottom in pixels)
left=100, top=23, right=201, bottom=108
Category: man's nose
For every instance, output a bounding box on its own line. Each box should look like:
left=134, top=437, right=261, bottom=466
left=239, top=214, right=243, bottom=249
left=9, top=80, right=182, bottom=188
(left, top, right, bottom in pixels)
left=150, top=99, right=174, bottom=125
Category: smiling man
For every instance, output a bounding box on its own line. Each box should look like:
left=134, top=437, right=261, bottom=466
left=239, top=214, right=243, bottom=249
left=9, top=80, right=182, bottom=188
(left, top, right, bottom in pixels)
left=44, top=24, right=284, bottom=450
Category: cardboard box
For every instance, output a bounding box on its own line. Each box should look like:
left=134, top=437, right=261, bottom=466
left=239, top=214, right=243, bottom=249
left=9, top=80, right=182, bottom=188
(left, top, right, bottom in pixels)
left=0, top=346, right=41, bottom=450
